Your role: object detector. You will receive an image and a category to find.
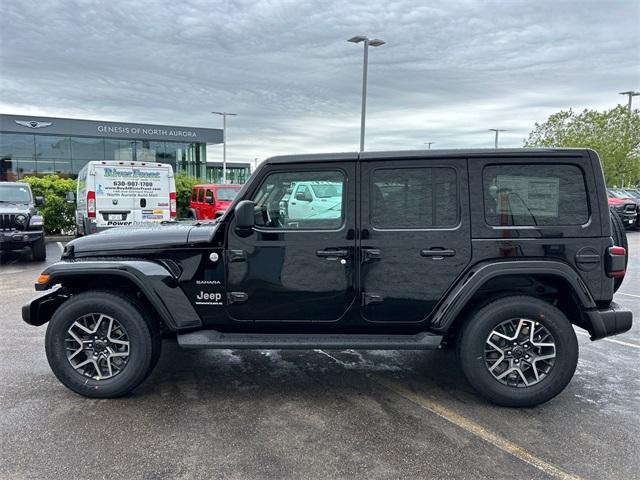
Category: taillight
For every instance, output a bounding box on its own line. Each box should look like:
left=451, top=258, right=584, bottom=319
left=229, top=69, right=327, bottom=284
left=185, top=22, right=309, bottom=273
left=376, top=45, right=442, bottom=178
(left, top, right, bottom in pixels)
left=169, top=192, right=177, bottom=217
left=87, top=191, right=96, bottom=218
left=607, top=246, right=626, bottom=278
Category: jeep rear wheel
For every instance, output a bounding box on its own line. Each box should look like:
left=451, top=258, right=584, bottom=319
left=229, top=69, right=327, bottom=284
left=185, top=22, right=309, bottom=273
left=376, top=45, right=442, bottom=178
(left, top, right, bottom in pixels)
left=457, top=296, right=578, bottom=407
left=45, top=290, right=160, bottom=398
left=610, top=208, right=629, bottom=291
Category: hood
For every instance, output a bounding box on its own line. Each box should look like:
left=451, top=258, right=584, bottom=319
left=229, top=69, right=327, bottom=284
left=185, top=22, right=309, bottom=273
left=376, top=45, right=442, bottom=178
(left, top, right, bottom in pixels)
left=0, top=202, right=33, bottom=214
left=68, top=221, right=219, bottom=255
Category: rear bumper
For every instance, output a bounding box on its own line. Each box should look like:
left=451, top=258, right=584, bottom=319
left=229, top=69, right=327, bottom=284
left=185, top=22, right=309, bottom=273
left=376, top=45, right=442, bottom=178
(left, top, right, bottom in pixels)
left=585, top=302, right=633, bottom=340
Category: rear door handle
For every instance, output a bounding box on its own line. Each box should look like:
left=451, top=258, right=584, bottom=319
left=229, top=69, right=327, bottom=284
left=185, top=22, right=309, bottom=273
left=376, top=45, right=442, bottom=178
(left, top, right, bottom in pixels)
left=421, top=248, right=456, bottom=258
left=362, top=248, right=381, bottom=263
left=316, top=249, right=349, bottom=259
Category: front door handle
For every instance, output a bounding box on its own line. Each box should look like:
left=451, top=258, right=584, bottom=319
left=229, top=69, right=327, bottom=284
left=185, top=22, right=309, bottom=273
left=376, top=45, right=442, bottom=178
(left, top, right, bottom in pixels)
left=421, top=248, right=456, bottom=258
left=316, top=249, right=349, bottom=259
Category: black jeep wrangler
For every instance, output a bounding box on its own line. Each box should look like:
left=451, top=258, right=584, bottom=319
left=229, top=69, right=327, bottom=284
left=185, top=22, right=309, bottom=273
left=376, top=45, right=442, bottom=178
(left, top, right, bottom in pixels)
left=23, top=148, right=632, bottom=407
left=1, top=182, right=46, bottom=261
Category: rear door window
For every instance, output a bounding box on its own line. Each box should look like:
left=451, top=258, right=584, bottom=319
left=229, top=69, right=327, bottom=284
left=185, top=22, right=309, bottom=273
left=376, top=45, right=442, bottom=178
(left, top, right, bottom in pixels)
left=483, top=164, right=589, bottom=226
left=371, top=167, right=458, bottom=228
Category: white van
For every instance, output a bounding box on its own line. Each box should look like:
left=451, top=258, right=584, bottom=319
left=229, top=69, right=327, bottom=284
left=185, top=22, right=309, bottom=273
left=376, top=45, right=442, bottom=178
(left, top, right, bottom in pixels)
left=75, top=161, right=176, bottom=235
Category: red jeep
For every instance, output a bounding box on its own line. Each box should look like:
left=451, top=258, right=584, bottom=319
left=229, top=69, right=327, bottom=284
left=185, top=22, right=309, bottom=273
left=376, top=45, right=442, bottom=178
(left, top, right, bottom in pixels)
left=188, top=184, right=242, bottom=220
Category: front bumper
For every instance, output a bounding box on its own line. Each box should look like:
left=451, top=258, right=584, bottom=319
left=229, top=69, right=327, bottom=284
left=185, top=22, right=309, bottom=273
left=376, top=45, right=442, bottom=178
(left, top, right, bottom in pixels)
left=617, top=210, right=638, bottom=227
left=585, top=301, right=633, bottom=340
left=0, top=230, right=43, bottom=251
left=22, top=287, right=67, bottom=326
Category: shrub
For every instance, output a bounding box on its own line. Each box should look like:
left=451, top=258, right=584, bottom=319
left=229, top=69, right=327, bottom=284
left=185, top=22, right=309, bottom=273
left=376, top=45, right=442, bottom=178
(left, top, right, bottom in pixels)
left=21, top=175, right=77, bottom=235
left=174, top=171, right=203, bottom=218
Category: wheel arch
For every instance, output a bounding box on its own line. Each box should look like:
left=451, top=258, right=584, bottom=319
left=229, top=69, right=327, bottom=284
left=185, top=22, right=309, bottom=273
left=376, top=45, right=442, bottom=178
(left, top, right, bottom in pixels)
left=431, top=260, right=597, bottom=338
left=24, top=260, right=202, bottom=331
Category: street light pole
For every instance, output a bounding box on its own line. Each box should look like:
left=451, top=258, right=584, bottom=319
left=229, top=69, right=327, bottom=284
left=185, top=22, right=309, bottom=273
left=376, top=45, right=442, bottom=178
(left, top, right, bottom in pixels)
left=348, top=35, right=385, bottom=152
left=424, top=142, right=434, bottom=150
left=489, top=129, right=506, bottom=148
left=211, top=111, right=237, bottom=183
left=619, top=91, right=640, bottom=112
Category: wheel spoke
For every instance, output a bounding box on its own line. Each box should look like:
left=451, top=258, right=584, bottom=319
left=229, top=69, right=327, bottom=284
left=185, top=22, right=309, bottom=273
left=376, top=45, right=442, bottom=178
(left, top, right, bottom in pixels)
left=485, top=317, right=556, bottom=388
left=65, top=313, right=130, bottom=381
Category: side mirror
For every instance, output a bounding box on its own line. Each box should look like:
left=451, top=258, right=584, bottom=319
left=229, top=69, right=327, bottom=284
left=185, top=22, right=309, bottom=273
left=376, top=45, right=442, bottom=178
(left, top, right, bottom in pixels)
left=235, top=200, right=255, bottom=230
left=35, top=195, right=45, bottom=206
left=295, top=192, right=311, bottom=202
left=65, top=192, right=76, bottom=204
left=205, top=195, right=214, bottom=204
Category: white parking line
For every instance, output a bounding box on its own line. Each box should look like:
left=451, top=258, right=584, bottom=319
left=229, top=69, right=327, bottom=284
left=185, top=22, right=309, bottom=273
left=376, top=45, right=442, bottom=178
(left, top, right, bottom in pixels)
left=373, top=376, right=582, bottom=480
left=616, top=292, right=640, bottom=299
left=575, top=330, right=640, bottom=349
left=56, top=242, right=64, bottom=253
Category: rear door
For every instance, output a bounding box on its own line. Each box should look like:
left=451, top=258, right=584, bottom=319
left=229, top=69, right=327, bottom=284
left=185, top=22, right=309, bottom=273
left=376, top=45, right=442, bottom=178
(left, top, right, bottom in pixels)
left=134, top=166, right=172, bottom=223
left=93, top=165, right=136, bottom=228
left=359, top=158, right=472, bottom=322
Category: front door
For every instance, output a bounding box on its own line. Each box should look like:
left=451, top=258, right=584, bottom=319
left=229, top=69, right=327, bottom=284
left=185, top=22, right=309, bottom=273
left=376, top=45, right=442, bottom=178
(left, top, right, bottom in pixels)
left=359, top=158, right=472, bottom=323
left=226, top=162, right=357, bottom=322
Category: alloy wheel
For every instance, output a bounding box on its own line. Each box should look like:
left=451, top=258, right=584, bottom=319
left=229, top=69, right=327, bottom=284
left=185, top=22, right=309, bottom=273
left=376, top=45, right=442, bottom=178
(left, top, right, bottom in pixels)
left=65, top=313, right=130, bottom=380
left=484, top=318, right=556, bottom=387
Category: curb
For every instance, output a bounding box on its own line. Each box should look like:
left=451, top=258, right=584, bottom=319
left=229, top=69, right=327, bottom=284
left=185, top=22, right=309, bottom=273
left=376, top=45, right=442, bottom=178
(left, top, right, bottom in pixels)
left=45, top=236, right=74, bottom=243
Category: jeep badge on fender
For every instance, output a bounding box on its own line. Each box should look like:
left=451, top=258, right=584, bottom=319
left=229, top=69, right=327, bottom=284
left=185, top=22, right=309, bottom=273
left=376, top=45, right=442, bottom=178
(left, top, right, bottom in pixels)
left=22, top=148, right=632, bottom=407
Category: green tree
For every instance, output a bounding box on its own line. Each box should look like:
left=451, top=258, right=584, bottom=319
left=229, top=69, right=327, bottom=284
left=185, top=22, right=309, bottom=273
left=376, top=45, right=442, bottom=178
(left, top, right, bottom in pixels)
left=21, top=175, right=77, bottom=234
left=524, top=105, right=640, bottom=186
left=174, top=171, right=203, bottom=218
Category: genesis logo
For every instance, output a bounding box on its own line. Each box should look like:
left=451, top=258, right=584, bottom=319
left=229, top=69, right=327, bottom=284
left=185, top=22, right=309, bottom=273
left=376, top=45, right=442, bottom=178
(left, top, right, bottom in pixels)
left=14, top=120, right=53, bottom=129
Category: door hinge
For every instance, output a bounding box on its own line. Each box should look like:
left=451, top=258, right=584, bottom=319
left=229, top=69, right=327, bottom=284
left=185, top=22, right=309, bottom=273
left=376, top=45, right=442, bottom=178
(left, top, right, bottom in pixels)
left=362, top=292, right=383, bottom=306
left=227, top=292, right=248, bottom=304
left=228, top=249, right=247, bottom=262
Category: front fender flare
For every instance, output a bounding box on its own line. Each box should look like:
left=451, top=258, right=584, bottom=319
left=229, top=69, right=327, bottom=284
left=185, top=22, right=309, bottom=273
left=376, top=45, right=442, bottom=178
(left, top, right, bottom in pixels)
left=27, top=260, right=202, bottom=331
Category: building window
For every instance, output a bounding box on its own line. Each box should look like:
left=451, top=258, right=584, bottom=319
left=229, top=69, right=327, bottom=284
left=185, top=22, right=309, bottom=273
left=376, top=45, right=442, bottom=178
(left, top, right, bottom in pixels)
left=0, top=133, right=35, bottom=158
left=70, top=137, right=105, bottom=160
left=35, top=135, right=71, bottom=160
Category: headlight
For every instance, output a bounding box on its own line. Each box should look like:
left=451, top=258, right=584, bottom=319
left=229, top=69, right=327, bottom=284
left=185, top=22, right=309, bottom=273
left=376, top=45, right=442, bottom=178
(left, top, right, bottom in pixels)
left=15, top=214, right=27, bottom=225
left=29, top=215, right=44, bottom=227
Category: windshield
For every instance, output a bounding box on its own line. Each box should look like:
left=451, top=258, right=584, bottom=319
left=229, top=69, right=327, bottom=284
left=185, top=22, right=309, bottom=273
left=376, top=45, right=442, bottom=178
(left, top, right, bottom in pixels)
left=310, top=183, right=342, bottom=198
left=216, top=188, right=240, bottom=201
left=0, top=184, right=32, bottom=203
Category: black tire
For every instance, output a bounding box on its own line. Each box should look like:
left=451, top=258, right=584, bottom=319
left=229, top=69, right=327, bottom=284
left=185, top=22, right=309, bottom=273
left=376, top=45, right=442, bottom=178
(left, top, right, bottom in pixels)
left=610, top=208, right=628, bottom=292
left=31, top=237, right=46, bottom=261
left=457, top=296, right=578, bottom=407
left=45, top=290, right=161, bottom=398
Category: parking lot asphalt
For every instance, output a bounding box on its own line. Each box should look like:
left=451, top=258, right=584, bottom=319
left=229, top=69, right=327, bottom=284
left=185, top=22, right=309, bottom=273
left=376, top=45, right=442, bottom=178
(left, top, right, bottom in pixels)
left=1, top=238, right=639, bottom=480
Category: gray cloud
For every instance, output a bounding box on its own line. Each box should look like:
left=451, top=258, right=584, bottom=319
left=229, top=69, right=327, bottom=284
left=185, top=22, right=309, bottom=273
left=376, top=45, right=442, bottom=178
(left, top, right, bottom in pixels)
left=1, top=0, right=638, bottom=164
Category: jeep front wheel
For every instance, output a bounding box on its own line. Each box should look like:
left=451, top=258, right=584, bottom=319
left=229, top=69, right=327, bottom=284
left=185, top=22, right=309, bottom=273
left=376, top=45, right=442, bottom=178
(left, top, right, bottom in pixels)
left=45, top=290, right=160, bottom=398
left=457, top=296, right=578, bottom=407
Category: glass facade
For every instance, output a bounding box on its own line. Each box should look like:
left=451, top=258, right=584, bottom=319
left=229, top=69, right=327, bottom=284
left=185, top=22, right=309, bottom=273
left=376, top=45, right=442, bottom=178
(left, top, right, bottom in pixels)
left=0, top=133, right=207, bottom=181
left=205, top=164, right=251, bottom=184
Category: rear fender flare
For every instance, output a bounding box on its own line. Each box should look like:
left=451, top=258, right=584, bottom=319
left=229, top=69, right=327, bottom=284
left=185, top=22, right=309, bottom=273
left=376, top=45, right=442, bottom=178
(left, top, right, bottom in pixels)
left=430, top=260, right=596, bottom=333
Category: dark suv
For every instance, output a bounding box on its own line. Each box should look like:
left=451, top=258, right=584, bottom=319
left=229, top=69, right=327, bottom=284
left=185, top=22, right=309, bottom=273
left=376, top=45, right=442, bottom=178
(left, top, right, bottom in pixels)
left=0, top=182, right=46, bottom=261
left=23, top=149, right=632, bottom=407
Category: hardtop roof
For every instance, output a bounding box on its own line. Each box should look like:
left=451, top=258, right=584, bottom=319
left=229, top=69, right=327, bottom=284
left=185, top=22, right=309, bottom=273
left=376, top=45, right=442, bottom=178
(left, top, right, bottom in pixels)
left=264, top=148, right=592, bottom=165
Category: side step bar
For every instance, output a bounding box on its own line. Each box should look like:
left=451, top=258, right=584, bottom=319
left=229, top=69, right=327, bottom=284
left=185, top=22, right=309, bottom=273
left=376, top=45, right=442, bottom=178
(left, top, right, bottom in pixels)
left=177, top=330, right=443, bottom=350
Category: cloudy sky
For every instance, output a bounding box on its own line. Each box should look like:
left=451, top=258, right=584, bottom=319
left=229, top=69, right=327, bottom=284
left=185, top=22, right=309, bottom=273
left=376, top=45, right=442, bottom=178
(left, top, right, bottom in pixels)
left=1, top=0, right=638, bottom=165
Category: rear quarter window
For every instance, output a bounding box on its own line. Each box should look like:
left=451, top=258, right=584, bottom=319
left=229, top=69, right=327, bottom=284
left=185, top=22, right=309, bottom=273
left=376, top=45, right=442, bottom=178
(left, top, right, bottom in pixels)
left=483, top=164, right=589, bottom=226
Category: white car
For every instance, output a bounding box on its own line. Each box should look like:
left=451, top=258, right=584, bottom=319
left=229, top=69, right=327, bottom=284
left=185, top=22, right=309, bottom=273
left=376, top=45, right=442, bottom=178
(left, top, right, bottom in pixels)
left=282, top=181, right=342, bottom=225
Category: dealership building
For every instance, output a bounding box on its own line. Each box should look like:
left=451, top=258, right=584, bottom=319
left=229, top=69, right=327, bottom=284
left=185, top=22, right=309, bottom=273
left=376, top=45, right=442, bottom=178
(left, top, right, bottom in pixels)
left=0, top=114, right=251, bottom=184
